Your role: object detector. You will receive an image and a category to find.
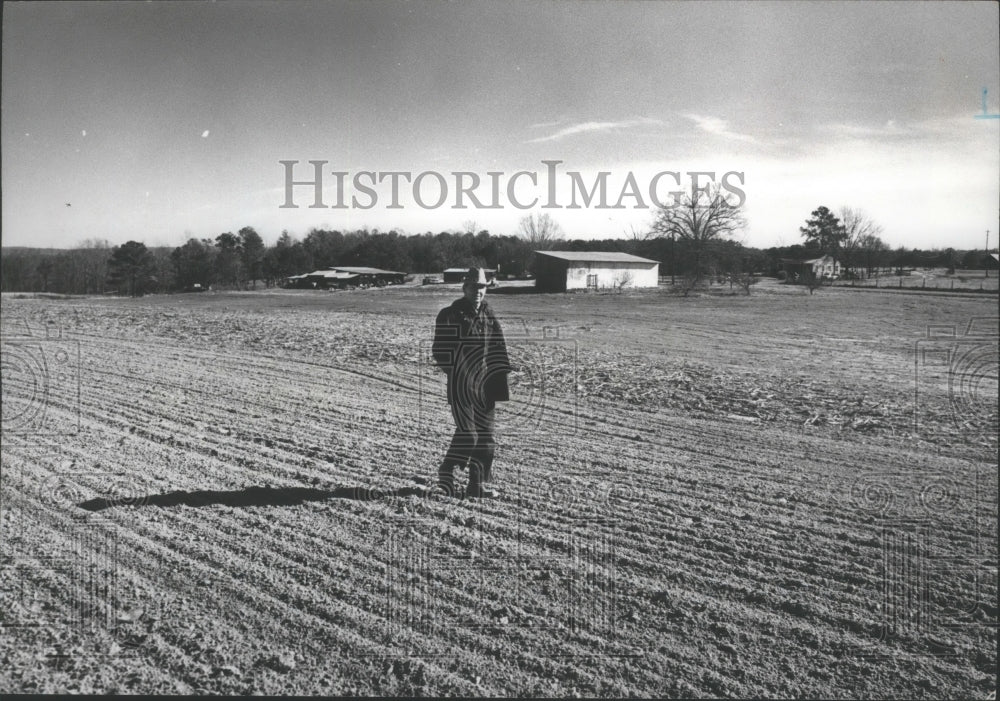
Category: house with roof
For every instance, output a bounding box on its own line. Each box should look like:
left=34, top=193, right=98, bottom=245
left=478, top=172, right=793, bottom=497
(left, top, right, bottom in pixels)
left=533, top=251, right=660, bottom=291
left=778, top=255, right=841, bottom=281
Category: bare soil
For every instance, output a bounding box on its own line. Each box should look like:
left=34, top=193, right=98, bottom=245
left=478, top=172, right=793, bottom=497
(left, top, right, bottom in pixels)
left=1, top=283, right=996, bottom=697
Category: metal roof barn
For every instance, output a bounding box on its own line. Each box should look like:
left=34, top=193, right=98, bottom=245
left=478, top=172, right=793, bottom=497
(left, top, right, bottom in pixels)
left=299, top=270, right=361, bottom=289
left=533, top=251, right=660, bottom=292
left=301, top=267, right=407, bottom=288
left=329, top=266, right=404, bottom=276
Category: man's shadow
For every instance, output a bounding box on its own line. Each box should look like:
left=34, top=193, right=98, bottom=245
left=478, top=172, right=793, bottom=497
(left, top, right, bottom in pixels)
left=77, top=485, right=431, bottom=512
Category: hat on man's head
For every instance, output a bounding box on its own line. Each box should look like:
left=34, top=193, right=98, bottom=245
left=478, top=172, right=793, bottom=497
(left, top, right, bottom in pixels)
left=463, top=267, right=490, bottom=287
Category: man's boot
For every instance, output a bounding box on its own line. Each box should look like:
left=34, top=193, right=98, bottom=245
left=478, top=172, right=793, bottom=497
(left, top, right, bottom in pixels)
left=466, top=483, right=497, bottom=499
left=466, top=459, right=497, bottom=499
left=436, top=463, right=457, bottom=498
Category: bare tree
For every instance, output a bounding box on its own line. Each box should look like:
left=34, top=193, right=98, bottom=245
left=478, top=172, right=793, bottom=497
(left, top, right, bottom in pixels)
left=840, top=207, right=883, bottom=244
left=734, top=272, right=759, bottom=295
left=677, top=270, right=701, bottom=297
left=517, top=213, right=564, bottom=249
left=839, top=207, right=883, bottom=277
left=857, top=233, right=890, bottom=279
left=36, top=259, right=53, bottom=293
left=80, top=238, right=111, bottom=294
left=625, top=224, right=653, bottom=241
left=651, top=183, right=746, bottom=289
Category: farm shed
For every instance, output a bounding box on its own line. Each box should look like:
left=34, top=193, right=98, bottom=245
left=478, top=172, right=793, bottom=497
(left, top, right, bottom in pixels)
left=297, top=266, right=405, bottom=288
left=283, top=273, right=318, bottom=289
left=533, top=251, right=660, bottom=292
left=442, top=267, right=496, bottom=283
left=778, top=255, right=841, bottom=281
left=302, top=270, right=361, bottom=289
left=328, top=267, right=406, bottom=285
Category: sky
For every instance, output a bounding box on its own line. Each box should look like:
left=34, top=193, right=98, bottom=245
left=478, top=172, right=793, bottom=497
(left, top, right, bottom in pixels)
left=2, top=0, right=998, bottom=251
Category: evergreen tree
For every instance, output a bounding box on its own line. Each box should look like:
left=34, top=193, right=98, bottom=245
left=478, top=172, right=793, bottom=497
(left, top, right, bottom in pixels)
left=799, top=206, right=847, bottom=254
left=107, top=241, right=156, bottom=297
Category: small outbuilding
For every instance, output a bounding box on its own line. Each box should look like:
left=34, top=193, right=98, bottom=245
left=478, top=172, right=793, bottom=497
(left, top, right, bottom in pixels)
left=533, top=251, right=660, bottom=292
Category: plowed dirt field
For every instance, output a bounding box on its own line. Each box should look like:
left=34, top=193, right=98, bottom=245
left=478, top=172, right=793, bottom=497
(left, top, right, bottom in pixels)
left=1, top=283, right=996, bottom=697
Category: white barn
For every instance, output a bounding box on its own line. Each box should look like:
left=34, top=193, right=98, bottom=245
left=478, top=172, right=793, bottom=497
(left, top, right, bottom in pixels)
left=533, top=251, right=660, bottom=292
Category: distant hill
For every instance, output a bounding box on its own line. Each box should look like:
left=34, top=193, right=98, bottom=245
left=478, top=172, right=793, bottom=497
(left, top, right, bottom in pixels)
left=2, top=247, right=70, bottom=255
left=2, top=246, right=174, bottom=254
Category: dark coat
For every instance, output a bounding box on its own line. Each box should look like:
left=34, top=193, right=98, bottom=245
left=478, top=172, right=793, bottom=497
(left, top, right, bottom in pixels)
left=432, top=297, right=510, bottom=404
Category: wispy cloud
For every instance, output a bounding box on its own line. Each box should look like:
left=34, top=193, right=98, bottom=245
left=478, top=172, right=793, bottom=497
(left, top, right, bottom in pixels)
left=528, top=118, right=568, bottom=130
left=684, top=114, right=758, bottom=143
left=526, top=117, right=663, bottom=143
left=822, top=119, right=911, bottom=139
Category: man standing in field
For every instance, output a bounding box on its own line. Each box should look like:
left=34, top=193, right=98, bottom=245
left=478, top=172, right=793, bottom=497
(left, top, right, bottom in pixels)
left=432, top=267, right=511, bottom=499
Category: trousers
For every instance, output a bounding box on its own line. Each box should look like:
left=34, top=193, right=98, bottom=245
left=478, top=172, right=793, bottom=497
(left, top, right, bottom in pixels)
left=439, top=397, right=496, bottom=487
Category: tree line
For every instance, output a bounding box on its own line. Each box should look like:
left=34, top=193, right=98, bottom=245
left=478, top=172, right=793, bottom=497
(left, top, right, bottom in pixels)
left=1, top=209, right=995, bottom=296
left=0, top=225, right=543, bottom=296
